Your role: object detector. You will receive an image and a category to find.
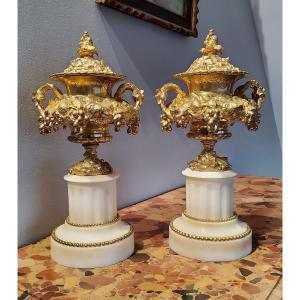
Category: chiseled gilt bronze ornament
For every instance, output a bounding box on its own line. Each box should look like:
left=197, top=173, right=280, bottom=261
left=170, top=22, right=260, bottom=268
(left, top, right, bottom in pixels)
left=33, top=32, right=144, bottom=176
left=155, top=29, right=265, bottom=171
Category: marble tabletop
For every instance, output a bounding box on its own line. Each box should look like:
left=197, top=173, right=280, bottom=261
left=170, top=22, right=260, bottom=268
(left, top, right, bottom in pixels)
left=18, top=176, right=282, bottom=300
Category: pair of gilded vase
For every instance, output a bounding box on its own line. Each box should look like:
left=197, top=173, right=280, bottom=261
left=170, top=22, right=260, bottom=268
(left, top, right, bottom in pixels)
left=33, top=30, right=265, bottom=176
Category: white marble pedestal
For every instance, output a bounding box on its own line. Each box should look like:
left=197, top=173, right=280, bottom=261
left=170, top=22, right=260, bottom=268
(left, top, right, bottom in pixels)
left=169, top=169, right=252, bottom=261
left=51, top=173, right=134, bottom=268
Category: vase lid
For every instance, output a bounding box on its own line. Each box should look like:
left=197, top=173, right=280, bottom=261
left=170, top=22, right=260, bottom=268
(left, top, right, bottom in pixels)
left=51, top=32, right=125, bottom=80
left=175, top=29, right=248, bottom=79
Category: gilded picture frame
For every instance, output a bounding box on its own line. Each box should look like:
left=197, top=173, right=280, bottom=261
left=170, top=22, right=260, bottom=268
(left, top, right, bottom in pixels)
left=96, top=0, right=199, bottom=37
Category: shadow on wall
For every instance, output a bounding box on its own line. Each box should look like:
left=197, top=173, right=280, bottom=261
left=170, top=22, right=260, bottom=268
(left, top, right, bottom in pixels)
left=250, top=1, right=268, bottom=73
left=249, top=0, right=282, bottom=146
left=18, top=146, right=69, bottom=246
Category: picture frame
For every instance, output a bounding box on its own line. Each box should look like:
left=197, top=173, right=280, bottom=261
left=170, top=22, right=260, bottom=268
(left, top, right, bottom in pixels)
left=96, top=0, right=199, bottom=37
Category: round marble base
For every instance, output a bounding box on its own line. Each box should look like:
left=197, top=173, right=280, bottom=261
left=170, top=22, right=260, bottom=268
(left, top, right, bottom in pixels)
left=169, top=214, right=252, bottom=261
left=51, top=220, right=134, bottom=268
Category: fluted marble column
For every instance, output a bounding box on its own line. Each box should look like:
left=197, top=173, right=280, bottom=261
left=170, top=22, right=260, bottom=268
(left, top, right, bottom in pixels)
left=66, top=174, right=118, bottom=225
left=184, top=169, right=235, bottom=220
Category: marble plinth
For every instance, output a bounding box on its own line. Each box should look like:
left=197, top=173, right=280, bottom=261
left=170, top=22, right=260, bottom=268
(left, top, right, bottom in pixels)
left=51, top=173, right=134, bottom=268
left=169, top=169, right=252, bottom=261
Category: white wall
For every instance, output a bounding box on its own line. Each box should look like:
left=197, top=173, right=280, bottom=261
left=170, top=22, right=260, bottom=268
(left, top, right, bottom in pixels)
left=250, top=0, right=282, bottom=146
left=18, top=0, right=281, bottom=246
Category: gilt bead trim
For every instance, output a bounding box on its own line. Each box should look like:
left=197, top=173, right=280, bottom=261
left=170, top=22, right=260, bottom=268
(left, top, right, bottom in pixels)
left=65, top=214, right=120, bottom=227
left=169, top=220, right=251, bottom=242
left=51, top=225, right=133, bottom=247
left=183, top=210, right=237, bottom=223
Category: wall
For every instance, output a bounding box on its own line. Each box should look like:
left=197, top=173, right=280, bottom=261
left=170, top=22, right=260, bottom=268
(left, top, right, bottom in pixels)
left=18, top=0, right=282, bottom=246
left=250, top=0, right=282, bottom=146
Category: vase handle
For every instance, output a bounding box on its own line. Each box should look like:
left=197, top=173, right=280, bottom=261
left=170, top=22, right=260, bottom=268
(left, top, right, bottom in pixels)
left=114, top=83, right=144, bottom=111
left=234, top=80, right=265, bottom=109
left=155, top=83, right=186, bottom=116
left=155, top=83, right=186, bottom=132
left=32, top=83, right=63, bottom=134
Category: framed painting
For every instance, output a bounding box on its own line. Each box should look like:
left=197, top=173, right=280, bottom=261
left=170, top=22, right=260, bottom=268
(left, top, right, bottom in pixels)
left=96, top=0, right=199, bottom=37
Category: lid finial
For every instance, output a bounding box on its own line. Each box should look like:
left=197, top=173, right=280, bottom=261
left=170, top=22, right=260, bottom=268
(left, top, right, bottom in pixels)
left=200, top=29, right=223, bottom=56
left=77, top=31, right=99, bottom=58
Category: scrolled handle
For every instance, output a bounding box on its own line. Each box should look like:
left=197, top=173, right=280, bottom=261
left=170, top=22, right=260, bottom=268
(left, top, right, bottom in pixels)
left=154, top=83, right=186, bottom=117
left=32, top=83, right=63, bottom=134
left=32, top=83, right=63, bottom=117
left=114, top=83, right=144, bottom=110
left=234, top=80, right=265, bottom=109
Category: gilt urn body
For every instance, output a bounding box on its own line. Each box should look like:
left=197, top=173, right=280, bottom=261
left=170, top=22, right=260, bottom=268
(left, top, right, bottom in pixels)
left=33, top=31, right=144, bottom=176
left=156, top=29, right=265, bottom=171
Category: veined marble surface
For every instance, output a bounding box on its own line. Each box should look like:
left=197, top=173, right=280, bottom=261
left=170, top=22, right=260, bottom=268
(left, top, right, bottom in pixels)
left=18, top=176, right=282, bottom=300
